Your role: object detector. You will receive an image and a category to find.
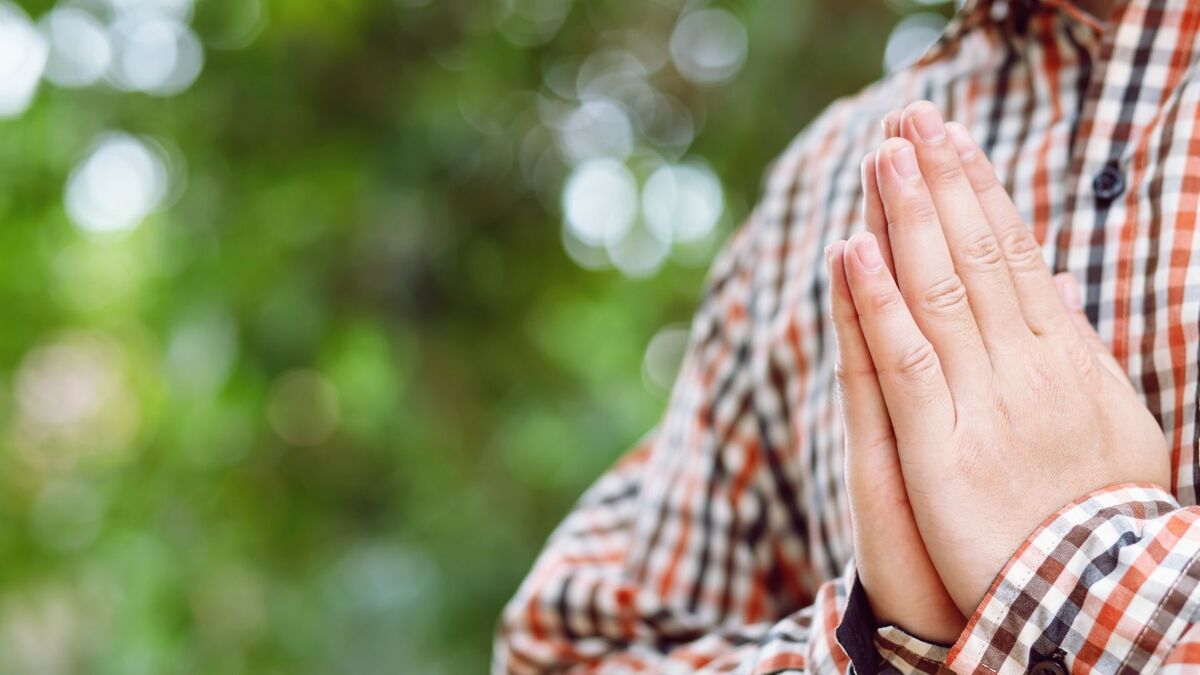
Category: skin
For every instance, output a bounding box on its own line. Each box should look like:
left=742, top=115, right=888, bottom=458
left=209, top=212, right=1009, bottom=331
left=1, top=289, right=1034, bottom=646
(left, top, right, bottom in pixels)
left=829, top=238, right=965, bottom=644
left=831, top=101, right=1170, bottom=634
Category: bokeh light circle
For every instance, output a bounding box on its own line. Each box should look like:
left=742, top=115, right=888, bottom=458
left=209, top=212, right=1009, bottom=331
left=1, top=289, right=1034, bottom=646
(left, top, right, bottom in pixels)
left=266, top=369, right=341, bottom=447
left=110, top=0, right=195, bottom=23
left=642, top=162, right=724, bottom=244
left=669, top=9, right=747, bottom=87
left=0, top=1, right=49, bottom=118
left=562, top=158, right=638, bottom=246
left=108, top=15, right=204, bottom=95
left=558, top=98, right=635, bottom=164
left=64, top=133, right=169, bottom=235
left=40, top=7, right=112, bottom=89
left=642, top=325, right=690, bottom=393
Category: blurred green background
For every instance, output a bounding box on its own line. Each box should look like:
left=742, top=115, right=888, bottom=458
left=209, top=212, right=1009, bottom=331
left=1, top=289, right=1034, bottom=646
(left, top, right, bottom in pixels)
left=0, top=0, right=951, bottom=672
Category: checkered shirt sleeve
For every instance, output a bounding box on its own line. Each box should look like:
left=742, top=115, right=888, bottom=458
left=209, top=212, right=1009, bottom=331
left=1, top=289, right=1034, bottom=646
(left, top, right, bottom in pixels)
left=866, top=484, right=1200, bottom=674
left=493, top=216, right=866, bottom=674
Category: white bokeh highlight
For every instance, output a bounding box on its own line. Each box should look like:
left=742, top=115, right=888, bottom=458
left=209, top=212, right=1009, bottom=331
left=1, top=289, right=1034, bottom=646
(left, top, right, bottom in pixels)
left=109, top=0, right=195, bottom=22
left=558, top=98, right=635, bottom=164
left=0, top=2, right=49, bottom=118
left=40, top=7, right=112, bottom=89
left=669, top=9, right=747, bottom=87
left=108, top=15, right=203, bottom=95
left=562, top=158, right=639, bottom=246
left=642, top=163, right=723, bottom=244
left=642, top=325, right=690, bottom=393
left=65, top=133, right=169, bottom=235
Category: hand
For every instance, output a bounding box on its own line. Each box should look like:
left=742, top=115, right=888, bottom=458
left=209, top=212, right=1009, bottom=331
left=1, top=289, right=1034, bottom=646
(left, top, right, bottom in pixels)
left=838, top=101, right=1170, bottom=617
left=827, top=239, right=966, bottom=644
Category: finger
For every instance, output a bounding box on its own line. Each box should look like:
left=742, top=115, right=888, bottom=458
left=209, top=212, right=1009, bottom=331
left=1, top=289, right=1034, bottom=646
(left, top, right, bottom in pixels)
left=861, top=151, right=895, bottom=276
left=882, top=108, right=901, bottom=138
left=944, top=121, right=1076, bottom=338
left=873, top=137, right=990, bottom=393
left=842, top=231, right=955, bottom=443
left=1053, top=272, right=1133, bottom=390
left=898, top=101, right=1029, bottom=350
left=828, top=240, right=896, bottom=486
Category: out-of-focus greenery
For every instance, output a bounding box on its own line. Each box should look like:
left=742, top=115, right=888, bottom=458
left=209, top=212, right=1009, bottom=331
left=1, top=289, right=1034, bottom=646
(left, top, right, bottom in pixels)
left=0, top=0, right=947, bottom=672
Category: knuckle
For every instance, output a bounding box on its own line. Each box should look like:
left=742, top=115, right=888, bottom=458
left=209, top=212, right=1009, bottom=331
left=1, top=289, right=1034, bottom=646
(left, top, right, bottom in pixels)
left=858, top=430, right=897, bottom=458
left=834, top=361, right=875, bottom=384
left=971, top=166, right=1003, bottom=194
left=867, top=287, right=904, bottom=313
left=928, top=157, right=965, bottom=188
left=921, top=275, right=969, bottom=315
left=892, top=341, right=940, bottom=380
left=1023, top=357, right=1065, bottom=399
left=998, top=227, right=1044, bottom=271
left=959, top=232, right=1005, bottom=270
left=904, top=199, right=940, bottom=226
left=1065, top=340, right=1097, bottom=379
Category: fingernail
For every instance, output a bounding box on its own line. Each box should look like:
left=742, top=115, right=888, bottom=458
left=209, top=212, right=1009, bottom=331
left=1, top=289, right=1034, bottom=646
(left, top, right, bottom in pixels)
left=946, top=122, right=976, bottom=159
left=852, top=233, right=883, bottom=272
left=911, top=104, right=945, bottom=142
left=824, top=243, right=834, bottom=262
left=890, top=144, right=918, bottom=178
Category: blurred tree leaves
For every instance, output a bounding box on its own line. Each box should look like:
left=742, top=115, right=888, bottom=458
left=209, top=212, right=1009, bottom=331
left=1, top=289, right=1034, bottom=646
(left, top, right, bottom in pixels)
left=0, top=0, right=938, bottom=671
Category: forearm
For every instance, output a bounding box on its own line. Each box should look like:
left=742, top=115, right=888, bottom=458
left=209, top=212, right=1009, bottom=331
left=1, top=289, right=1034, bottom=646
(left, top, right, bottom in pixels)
left=494, top=444, right=859, bottom=674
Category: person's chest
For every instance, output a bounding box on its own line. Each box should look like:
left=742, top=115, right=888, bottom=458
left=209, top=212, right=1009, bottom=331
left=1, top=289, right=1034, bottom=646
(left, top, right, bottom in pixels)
left=756, top=1, right=1200, bottom=577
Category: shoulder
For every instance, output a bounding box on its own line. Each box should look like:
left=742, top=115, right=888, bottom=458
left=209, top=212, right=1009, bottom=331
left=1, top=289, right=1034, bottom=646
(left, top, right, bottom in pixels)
left=762, top=72, right=916, bottom=199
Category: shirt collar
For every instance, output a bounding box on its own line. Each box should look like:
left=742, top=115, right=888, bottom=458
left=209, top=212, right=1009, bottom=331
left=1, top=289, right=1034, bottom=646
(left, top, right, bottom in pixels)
left=917, top=0, right=1104, bottom=66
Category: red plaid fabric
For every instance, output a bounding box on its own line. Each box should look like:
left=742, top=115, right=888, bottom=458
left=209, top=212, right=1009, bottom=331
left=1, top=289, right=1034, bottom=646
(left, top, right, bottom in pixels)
left=495, top=0, right=1200, bottom=672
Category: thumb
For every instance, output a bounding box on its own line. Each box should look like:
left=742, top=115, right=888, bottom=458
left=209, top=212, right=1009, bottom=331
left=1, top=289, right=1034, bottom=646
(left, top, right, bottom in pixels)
left=1053, top=272, right=1132, bottom=389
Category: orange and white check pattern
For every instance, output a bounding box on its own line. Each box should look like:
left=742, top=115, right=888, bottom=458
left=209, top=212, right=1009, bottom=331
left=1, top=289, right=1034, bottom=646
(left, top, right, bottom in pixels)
left=495, top=0, right=1200, bottom=672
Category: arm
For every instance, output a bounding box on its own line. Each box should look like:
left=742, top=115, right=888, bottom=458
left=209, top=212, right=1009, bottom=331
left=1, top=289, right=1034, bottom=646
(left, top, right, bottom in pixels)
left=494, top=436, right=861, bottom=674
left=494, top=218, right=859, bottom=674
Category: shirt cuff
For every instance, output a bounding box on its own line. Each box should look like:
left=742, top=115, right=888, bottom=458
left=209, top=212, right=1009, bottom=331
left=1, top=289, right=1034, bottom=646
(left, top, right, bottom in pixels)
left=874, top=626, right=951, bottom=674
left=836, top=574, right=953, bottom=674
left=947, top=482, right=1199, bottom=674
left=836, top=574, right=884, bottom=674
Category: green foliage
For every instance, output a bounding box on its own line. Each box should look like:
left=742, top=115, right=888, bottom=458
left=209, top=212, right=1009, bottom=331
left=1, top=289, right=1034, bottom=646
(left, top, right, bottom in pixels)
left=0, top=0, right=940, bottom=671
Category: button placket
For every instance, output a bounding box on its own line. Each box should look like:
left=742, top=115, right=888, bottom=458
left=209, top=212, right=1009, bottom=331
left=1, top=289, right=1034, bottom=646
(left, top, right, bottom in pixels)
left=1092, top=160, right=1126, bottom=203
left=1028, top=649, right=1068, bottom=675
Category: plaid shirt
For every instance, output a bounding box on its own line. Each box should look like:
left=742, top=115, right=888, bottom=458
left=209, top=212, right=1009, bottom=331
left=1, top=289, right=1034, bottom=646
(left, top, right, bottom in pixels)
left=495, top=0, right=1200, bottom=672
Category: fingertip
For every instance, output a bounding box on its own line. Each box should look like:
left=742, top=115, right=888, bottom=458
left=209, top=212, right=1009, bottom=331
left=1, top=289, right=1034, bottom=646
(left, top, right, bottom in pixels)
left=827, top=240, right=848, bottom=281
left=882, top=109, right=901, bottom=137
left=860, top=151, right=875, bottom=178
left=897, top=101, right=925, bottom=143
left=904, top=100, right=946, bottom=144
left=877, top=137, right=919, bottom=181
left=847, top=232, right=883, bottom=273
left=827, top=242, right=859, bottom=332
left=945, top=122, right=977, bottom=161
left=1054, top=272, right=1083, bottom=310
left=825, top=240, right=845, bottom=272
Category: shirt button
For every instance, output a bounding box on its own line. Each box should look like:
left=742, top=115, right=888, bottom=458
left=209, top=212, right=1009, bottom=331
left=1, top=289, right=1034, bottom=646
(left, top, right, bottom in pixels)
left=1029, top=657, right=1068, bottom=675
left=1093, top=162, right=1125, bottom=203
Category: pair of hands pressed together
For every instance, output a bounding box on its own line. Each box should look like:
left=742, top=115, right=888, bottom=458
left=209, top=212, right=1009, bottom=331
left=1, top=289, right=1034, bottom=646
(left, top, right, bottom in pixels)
left=827, top=102, right=1172, bottom=643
